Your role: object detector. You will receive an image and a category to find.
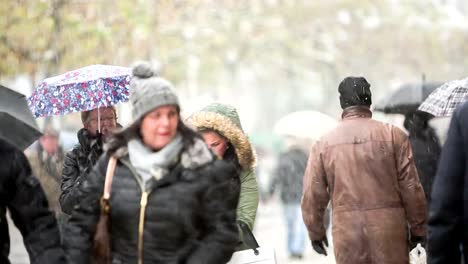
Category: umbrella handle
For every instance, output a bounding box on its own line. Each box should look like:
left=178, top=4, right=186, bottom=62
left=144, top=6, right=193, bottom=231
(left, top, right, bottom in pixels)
left=98, top=107, right=101, bottom=133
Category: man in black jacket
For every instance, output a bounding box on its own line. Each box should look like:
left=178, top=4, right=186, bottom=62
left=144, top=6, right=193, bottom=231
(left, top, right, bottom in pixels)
left=403, top=110, right=441, bottom=206
left=269, top=144, right=309, bottom=259
left=0, top=137, right=65, bottom=264
left=60, top=106, right=117, bottom=214
left=428, top=102, right=468, bottom=264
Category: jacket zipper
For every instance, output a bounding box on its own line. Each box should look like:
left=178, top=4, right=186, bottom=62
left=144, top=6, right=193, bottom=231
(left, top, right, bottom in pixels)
left=138, top=191, right=149, bottom=264
left=121, top=159, right=151, bottom=264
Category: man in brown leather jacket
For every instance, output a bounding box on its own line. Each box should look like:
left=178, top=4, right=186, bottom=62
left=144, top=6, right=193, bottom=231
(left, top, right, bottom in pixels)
left=301, top=77, right=427, bottom=264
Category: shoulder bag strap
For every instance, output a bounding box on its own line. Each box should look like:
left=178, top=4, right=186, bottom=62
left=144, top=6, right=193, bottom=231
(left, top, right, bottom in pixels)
left=103, top=156, right=117, bottom=201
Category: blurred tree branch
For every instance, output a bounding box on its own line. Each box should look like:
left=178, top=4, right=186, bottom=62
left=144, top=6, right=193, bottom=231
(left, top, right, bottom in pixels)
left=1, top=0, right=468, bottom=129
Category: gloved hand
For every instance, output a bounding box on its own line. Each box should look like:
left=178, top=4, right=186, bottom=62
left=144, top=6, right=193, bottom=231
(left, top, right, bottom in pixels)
left=94, top=131, right=104, bottom=149
left=82, top=132, right=104, bottom=174
left=311, top=235, right=328, bottom=256
left=89, top=131, right=104, bottom=159
left=409, top=235, right=426, bottom=250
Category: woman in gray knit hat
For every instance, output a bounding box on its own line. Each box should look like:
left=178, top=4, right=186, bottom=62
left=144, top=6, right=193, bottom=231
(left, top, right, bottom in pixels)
left=64, top=62, right=240, bottom=264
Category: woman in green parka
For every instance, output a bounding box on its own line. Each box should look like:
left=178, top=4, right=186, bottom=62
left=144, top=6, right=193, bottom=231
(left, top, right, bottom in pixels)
left=188, top=103, right=259, bottom=247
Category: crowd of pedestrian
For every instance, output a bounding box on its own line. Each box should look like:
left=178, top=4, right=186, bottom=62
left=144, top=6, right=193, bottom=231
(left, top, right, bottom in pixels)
left=1, top=62, right=467, bottom=264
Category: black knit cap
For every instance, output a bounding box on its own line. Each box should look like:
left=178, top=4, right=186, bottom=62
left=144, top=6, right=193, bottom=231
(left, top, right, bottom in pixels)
left=338, top=76, right=372, bottom=109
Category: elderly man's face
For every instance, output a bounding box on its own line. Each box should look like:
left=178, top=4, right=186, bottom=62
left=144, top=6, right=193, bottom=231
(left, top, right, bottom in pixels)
left=84, top=107, right=117, bottom=138
left=39, top=134, right=59, bottom=155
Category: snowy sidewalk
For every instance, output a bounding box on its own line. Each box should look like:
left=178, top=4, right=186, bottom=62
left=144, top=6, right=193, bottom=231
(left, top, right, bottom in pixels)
left=254, top=198, right=335, bottom=263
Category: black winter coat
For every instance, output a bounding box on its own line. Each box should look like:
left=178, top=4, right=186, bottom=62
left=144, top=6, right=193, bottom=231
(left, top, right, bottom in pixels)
left=60, top=128, right=104, bottom=214
left=408, top=127, right=441, bottom=205
left=428, top=102, right=468, bottom=264
left=65, top=139, right=240, bottom=264
left=270, top=148, right=308, bottom=204
left=0, top=138, right=65, bottom=264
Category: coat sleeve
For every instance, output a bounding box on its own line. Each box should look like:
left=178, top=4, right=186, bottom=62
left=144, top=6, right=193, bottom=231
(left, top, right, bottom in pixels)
left=301, top=142, right=329, bottom=241
left=8, top=150, right=66, bottom=264
left=186, top=160, right=240, bottom=264
left=63, top=155, right=108, bottom=264
left=60, top=149, right=84, bottom=214
left=393, top=127, right=428, bottom=238
left=428, top=111, right=466, bottom=264
left=236, top=169, right=259, bottom=230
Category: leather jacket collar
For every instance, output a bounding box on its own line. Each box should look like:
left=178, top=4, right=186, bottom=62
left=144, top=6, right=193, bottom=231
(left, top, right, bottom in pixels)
left=341, top=106, right=372, bottom=120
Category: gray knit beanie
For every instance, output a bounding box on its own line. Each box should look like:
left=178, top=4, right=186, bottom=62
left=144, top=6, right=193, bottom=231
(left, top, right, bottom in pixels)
left=130, top=62, right=179, bottom=121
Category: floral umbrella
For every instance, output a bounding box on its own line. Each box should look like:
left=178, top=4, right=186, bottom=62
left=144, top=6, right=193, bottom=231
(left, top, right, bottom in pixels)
left=28, top=64, right=130, bottom=118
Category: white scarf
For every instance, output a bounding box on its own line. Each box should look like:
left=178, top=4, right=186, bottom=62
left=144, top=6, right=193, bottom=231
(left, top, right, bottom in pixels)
left=128, top=134, right=183, bottom=184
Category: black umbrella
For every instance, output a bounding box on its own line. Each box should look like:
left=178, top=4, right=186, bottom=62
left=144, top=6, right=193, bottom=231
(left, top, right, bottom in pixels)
left=374, top=82, right=443, bottom=114
left=0, top=85, right=41, bottom=150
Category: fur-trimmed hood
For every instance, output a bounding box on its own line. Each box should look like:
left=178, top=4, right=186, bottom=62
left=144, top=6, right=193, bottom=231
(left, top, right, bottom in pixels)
left=187, top=103, right=256, bottom=170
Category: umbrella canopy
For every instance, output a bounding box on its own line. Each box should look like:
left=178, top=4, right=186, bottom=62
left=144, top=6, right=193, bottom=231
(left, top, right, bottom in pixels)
left=419, top=77, right=468, bottom=117
left=374, top=82, right=443, bottom=114
left=273, top=110, right=338, bottom=140
left=0, top=85, right=41, bottom=150
left=28, top=64, right=131, bottom=118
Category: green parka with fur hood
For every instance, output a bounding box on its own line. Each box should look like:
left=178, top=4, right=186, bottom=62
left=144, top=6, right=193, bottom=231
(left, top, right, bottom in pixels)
left=189, top=103, right=259, bottom=232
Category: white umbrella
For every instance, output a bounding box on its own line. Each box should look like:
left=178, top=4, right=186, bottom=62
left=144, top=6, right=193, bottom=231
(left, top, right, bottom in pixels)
left=273, top=110, right=338, bottom=140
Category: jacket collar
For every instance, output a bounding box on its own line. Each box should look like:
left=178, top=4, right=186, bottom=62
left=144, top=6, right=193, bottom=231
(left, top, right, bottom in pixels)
left=113, top=137, right=213, bottom=170
left=341, top=106, right=372, bottom=120
left=77, top=128, right=98, bottom=149
left=115, top=137, right=214, bottom=191
left=121, top=153, right=202, bottom=192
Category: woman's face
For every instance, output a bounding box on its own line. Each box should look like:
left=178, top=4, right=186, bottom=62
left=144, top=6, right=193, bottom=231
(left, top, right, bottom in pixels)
left=140, top=105, right=179, bottom=150
left=201, top=131, right=228, bottom=159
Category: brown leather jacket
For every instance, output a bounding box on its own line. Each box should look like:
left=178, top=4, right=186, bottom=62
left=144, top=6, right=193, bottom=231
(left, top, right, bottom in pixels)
left=302, top=106, right=427, bottom=264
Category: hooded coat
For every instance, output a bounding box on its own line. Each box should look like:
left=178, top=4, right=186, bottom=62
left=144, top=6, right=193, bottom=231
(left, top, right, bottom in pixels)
left=188, top=103, right=259, bottom=232
left=60, top=128, right=104, bottom=214
left=64, top=137, right=239, bottom=264
left=0, top=138, right=65, bottom=264
left=302, top=106, right=427, bottom=264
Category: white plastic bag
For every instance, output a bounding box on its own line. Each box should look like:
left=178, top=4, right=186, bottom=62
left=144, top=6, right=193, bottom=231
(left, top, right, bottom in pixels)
left=227, top=247, right=277, bottom=264
left=409, top=243, right=427, bottom=264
